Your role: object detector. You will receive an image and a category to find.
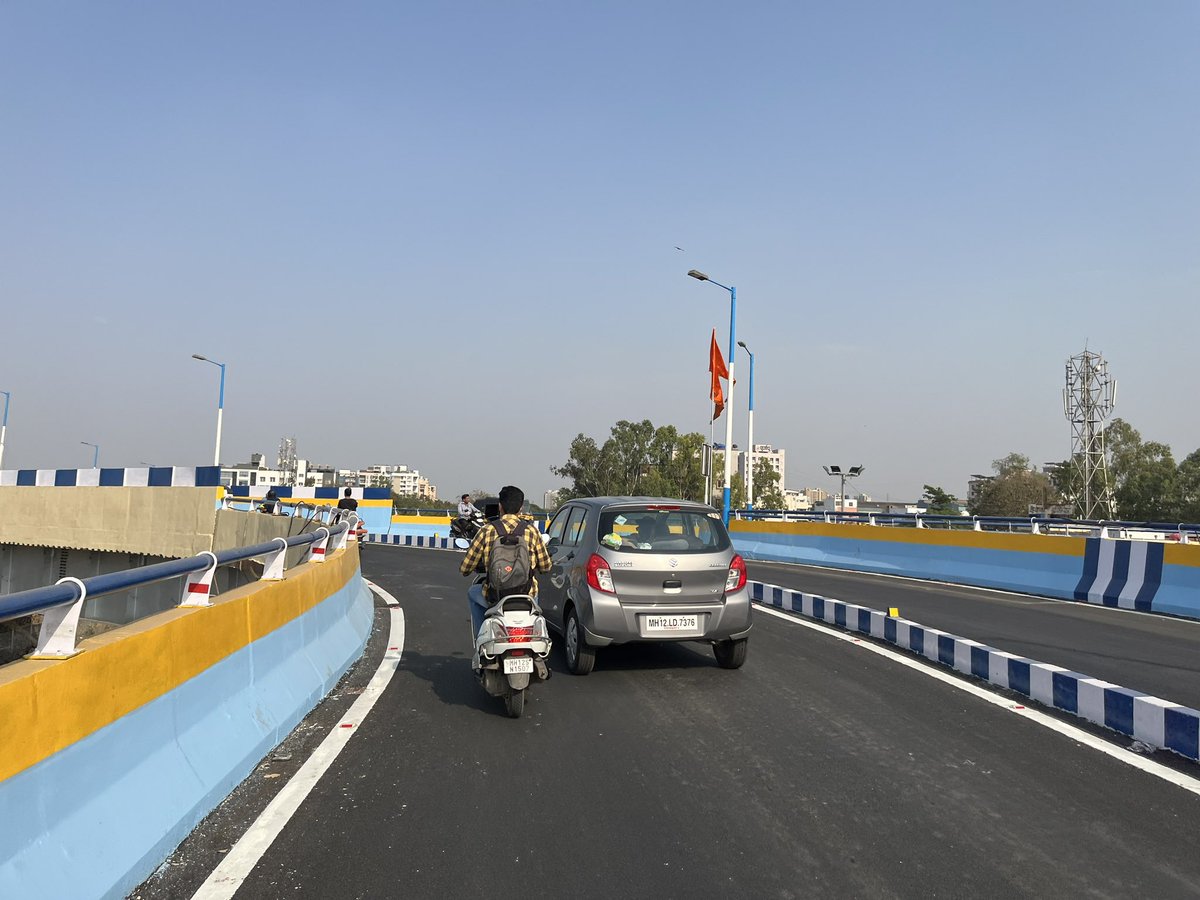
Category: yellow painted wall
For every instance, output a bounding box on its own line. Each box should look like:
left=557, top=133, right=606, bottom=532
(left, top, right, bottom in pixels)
left=0, top=544, right=360, bottom=783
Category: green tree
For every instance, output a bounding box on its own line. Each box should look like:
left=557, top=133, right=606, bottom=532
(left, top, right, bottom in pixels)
left=392, top=492, right=455, bottom=512
left=968, top=452, right=1058, bottom=516
left=970, top=471, right=1058, bottom=516
left=921, top=484, right=958, bottom=514
left=992, top=452, right=1031, bottom=477
left=1107, top=419, right=1178, bottom=520
left=1175, top=449, right=1200, bottom=523
left=752, top=457, right=785, bottom=509
left=553, top=419, right=707, bottom=502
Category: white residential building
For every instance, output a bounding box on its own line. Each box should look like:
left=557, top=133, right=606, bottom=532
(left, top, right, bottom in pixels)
left=735, top=443, right=786, bottom=494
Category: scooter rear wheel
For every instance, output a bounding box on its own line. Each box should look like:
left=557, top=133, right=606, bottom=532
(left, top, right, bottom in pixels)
left=504, top=689, right=525, bottom=718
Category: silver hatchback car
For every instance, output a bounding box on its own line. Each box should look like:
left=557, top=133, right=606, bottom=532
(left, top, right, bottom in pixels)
left=537, top=497, right=752, bottom=674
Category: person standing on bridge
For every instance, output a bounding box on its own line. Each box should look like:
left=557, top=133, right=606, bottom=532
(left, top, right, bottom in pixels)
left=460, top=485, right=552, bottom=665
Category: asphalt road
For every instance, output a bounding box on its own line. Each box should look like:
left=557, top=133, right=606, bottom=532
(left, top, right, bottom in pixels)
left=142, top=546, right=1200, bottom=899
left=747, top=561, right=1200, bottom=711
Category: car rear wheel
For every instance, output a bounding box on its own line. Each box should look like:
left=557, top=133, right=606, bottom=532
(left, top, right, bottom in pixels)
left=713, top=637, right=748, bottom=669
left=565, top=607, right=596, bottom=675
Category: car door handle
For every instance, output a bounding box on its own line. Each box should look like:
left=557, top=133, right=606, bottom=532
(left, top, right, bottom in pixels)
left=662, top=579, right=682, bottom=589
left=565, top=552, right=575, bottom=560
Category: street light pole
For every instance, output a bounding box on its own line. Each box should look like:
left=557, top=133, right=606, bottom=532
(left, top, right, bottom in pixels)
left=192, top=354, right=227, bottom=466
left=0, top=390, right=10, bottom=470
left=81, top=441, right=99, bottom=468
left=689, top=270, right=737, bottom=524
left=738, top=341, right=755, bottom=509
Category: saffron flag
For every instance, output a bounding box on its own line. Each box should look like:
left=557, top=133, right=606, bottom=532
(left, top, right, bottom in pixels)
left=709, top=329, right=728, bottom=421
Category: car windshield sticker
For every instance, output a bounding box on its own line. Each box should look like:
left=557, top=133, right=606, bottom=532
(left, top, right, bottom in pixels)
left=613, top=515, right=628, bottom=525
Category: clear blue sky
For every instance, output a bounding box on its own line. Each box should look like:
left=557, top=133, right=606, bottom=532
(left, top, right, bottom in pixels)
left=2, top=2, right=1197, bottom=502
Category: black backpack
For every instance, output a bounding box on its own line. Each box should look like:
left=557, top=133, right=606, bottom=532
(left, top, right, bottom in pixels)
left=488, top=519, right=533, bottom=600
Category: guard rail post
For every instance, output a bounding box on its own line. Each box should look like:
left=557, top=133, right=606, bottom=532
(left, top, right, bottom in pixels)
left=262, top=537, right=289, bottom=580
left=30, top=578, right=88, bottom=659
left=179, top=552, right=220, bottom=608
left=304, top=527, right=331, bottom=564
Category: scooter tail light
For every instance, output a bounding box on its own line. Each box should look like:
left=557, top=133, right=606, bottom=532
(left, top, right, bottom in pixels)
left=505, top=625, right=534, bottom=642
left=726, top=554, right=747, bottom=592
left=586, top=554, right=616, bottom=594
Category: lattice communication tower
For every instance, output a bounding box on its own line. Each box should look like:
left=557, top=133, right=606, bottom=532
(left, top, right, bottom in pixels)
left=1063, top=350, right=1116, bottom=519
left=277, top=436, right=298, bottom=487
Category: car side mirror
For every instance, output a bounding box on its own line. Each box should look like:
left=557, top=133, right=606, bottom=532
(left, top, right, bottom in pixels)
left=545, top=536, right=560, bottom=554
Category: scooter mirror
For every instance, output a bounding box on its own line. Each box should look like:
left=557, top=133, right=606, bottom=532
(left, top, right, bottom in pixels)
left=453, top=537, right=471, bottom=550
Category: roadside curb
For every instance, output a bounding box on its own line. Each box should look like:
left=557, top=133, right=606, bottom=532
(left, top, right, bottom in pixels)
left=363, top=534, right=457, bottom=550
left=749, top=579, right=1200, bottom=763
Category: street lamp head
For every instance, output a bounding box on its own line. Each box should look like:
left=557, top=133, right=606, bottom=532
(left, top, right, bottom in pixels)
left=824, top=465, right=841, bottom=476
left=687, top=269, right=709, bottom=282
left=849, top=465, right=865, bottom=477
left=191, top=354, right=207, bottom=361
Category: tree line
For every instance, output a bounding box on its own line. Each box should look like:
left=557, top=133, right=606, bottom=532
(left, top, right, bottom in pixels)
left=955, top=419, right=1200, bottom=521
left=552, top=419, right=784, bottom=509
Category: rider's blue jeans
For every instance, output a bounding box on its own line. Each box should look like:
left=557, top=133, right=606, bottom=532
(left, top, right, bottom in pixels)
left=468, top=583, right=490, bottom=638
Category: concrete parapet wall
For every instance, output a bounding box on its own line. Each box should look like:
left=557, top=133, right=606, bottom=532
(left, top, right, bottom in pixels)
left=0, top=544, right=372, bottom=900
left=0, top=487, right=223, bottom=557
left=730, top=520, right=1200, bottom=620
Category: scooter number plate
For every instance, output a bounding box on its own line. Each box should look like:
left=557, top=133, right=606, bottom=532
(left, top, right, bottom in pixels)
left=503, top=656, right=534, bottom=675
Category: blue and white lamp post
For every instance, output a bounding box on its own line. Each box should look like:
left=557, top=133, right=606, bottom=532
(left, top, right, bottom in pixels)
left=80, top=441, right=99, bottom=468
left=688, top=269, right=737, bottom=524
left=738, top=340, right=755, bottom=509
left=0, top=390, right=10, bottom=470
left=192, top=354, right=226, bottom=466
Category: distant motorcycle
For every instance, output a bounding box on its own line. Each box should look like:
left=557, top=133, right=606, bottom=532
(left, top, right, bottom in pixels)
left=450, top=509, right=487, bottom=542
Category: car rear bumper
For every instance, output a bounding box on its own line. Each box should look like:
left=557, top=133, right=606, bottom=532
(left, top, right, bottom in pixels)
left=579, top=587, right=753, bottom=646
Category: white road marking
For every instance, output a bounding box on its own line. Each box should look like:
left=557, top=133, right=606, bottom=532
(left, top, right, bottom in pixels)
left=191, top=582, right=405, bottom=899
left=753, top=604, right=1200, bottom=797
left=363, top=577, right=399, bottom=606
left=750, top=559, right=1200, bottom=626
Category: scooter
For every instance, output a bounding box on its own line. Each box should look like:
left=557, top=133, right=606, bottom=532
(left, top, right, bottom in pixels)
left=473, top=584, right=552, bottom=718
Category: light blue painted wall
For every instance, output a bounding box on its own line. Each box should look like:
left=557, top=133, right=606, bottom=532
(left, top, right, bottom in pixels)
left=0, top=572, right=373, bottom=900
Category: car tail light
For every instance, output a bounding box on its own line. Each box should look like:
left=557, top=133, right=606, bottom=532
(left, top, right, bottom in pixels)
left=587, top=554, right=616, bottom=594
left=504, top=625, right=534, bottom=642
left=726, top=554, right=747, bottom=592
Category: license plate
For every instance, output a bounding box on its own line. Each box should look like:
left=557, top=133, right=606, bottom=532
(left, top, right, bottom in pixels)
left=503, top=656, right=534, bottom=674
left=643, top=614, right=699, bottom=633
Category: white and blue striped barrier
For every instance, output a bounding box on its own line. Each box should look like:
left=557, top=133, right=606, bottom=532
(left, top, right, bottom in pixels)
left=0, top=466, right=222, bottom=487
left=364, top=533, right=457, bottom=550
left=1074, top=538, right=1165, bottom=611
left=750, top=580, right=1200, bottom=762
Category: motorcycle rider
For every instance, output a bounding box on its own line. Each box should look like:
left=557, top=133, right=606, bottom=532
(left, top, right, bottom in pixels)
left=459, top=485, right=552, bottom=664
left=458, top=493, right=479, bottom=520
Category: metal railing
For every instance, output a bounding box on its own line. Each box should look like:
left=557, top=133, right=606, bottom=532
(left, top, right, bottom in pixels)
left=0, top=515, right=360, bottom=661
left=731, top=509, right=1200, bottom=543
left=220, top=495, right=346, bottom=525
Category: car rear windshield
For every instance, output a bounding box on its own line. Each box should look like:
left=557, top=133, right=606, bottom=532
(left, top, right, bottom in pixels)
left=598, top=508, right=731, bottom=554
